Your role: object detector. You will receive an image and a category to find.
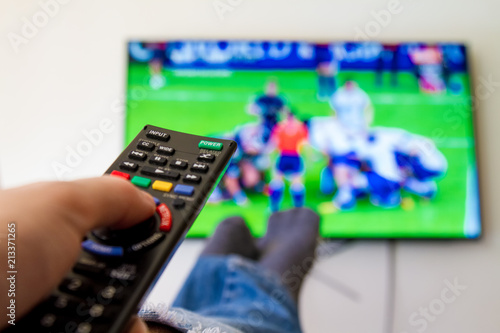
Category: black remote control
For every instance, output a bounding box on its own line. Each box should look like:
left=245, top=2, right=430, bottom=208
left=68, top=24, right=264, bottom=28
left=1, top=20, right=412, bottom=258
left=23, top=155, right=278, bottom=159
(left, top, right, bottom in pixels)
left=9, top=125, right=236, bottom=333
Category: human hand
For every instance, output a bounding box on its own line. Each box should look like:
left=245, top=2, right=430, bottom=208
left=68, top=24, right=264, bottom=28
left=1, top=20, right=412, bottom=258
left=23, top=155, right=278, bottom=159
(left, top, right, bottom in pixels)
left=0, top=176, right=156, bottom=330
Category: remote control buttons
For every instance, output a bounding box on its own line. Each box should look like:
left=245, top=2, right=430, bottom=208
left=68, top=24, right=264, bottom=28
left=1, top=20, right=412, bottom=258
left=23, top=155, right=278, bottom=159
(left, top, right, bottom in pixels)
left=98, top=286, right=120, bottom=303
left=157, top=204, right=172, bottom=232
left=173, top=198, right=185, bottom=209
left=110, top=170, right=130, bottom=180
left=170, top=159, right=188, bottom=170
left=137, top=140, right=155, bottom=151
left=60, top=277, right=92, bottom=297
left=191, top=163, right=209, bottom=173
left=76, top=322, right=94, bottom=333
left=141, top=166, right=165, bottom=177
left=127, top=232, right=165, bottom=254
left=199, top=140, right=223, bottom=151
left=152, top=180, right=173, bottom=192
left=48, top=295, right=81, bottom=315
left=92, top=216, right=157, bottom=246
left=88, top=304, right=106, bottom=320
left=131, top=176, right=151, bottom=188
left=183, top=174, right=201, bottom=184
left=129, top=150, right=147, bottom=161
left=39, top=313, right=58, bottom=329
left=153, top=197, right=161, bottom=206
left=157, top=145, right=175, bottom=156
left=149, top=155, right=168, bottom=166
left=39, top=313, right=98, bottom=332
left=141, top=166, right=180, bottom=181
left=74, top=257, right=107, bottom=276
left=198, top=153, right=215, bottom=163
left=82, top=240, right=124, bottom=257
left=38, top=313, right=98, bottom=332
left=174, top=184, right=194, bottom=196
left=40, top=317, right=99, bottom=333
left=163, top=171, right=180, bottom=180
left=119, top=161, right=139, bottom=172
left=109, top=264, right=137, bottom=282
left=146, top=129, right=170, bottom=142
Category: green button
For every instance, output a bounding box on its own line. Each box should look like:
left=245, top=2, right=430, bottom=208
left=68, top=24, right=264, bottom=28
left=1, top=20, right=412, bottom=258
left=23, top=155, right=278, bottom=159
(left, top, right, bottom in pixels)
left=131, top=176, right=151, bottom=188
left=199, top=140, right=223, bottom=151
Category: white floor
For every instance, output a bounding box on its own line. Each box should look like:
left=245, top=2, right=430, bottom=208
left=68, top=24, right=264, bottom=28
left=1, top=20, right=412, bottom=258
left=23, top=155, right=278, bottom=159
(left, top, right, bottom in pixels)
left=2, top=1, right=500, bottom=332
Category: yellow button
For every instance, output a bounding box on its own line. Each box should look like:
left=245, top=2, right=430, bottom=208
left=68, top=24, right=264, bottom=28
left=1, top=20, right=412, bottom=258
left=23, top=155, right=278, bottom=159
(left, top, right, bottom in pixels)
left=152, top=180, right=173, bottom=192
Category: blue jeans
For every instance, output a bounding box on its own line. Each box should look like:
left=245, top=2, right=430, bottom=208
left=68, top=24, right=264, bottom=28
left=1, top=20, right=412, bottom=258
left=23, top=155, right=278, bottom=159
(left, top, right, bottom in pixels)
left=140, top=255, right=302, bottom=333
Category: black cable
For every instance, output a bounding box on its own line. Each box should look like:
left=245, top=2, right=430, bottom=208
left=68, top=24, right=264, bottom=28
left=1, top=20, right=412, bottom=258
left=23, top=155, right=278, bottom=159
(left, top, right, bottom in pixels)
left=316, top=239, right=355, bottom=258
left=310, top=268, right=361, bottom=302
left=309, top=239, right=361, bottom=302
left=311, top=238, right=398, bottom=330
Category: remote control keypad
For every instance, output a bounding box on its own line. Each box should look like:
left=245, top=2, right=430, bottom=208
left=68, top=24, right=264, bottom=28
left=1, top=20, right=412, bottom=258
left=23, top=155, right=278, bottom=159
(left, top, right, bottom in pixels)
left=96, top=134, right=223, bottom=257
left=11, top=126, right=234, bottom=333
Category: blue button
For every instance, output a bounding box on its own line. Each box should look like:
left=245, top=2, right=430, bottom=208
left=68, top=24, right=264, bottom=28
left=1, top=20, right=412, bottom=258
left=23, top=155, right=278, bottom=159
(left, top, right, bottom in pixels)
left=174, top=184, right=194, bottom=196
left=153, top=197, right=161, bottom=206
left=82, top=240, right=123, bottom=257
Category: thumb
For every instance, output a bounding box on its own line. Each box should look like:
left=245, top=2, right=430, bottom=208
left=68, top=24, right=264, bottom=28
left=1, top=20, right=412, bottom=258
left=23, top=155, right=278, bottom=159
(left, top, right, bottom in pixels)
left=63, top=176, right=157, bottom=234
left=128, top=316, right=150, bottom=333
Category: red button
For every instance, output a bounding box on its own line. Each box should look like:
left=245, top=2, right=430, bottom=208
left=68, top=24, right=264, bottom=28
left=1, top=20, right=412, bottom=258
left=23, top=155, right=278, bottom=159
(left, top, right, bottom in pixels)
left=156, top=203, right=172, bottom=232
left=111, top=170, right=131, bottom=180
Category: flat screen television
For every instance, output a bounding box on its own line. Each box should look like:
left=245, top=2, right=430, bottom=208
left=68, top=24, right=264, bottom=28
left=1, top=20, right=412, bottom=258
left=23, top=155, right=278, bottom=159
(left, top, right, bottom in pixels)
left=125, top=40, right=480, bottom=239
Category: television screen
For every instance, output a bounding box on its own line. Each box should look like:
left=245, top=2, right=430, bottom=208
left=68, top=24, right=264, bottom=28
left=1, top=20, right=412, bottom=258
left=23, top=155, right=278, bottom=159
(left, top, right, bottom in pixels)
left=125, top=40, right=480, bottom=239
